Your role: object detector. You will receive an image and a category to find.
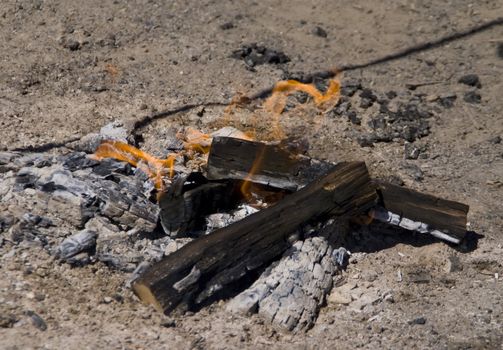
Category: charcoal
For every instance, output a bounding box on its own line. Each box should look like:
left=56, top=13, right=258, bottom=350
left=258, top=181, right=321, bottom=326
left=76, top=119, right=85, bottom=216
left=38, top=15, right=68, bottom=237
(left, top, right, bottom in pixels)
left=56, top=229, right=97, bottom=261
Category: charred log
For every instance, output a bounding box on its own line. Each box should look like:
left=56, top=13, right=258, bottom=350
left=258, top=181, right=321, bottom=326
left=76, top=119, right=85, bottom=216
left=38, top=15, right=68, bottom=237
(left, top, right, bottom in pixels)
left=374, top=180, right=469, bottom=243
left=206, top=136, right=332, bottom=191
left=132, top=162, right=376, bottom=314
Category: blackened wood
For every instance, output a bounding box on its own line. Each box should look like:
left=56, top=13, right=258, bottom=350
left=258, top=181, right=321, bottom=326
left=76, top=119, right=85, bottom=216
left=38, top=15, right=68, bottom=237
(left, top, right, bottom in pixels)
left=132, top=162, right=376, bottom=313
left=159, top=174, right=236, bottom=237
left=374, top=180, right=469, bottom=241
left=206, top=136, right=333, bottom=191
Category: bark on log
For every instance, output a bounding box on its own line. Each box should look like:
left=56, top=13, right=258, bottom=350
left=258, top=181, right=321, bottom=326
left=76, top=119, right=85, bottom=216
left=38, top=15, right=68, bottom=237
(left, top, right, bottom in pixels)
left=374, top=180, right=469, bottom=243
left=132, top=162, right=376, bottom=313
left=206, top=136, right=333, bottom=191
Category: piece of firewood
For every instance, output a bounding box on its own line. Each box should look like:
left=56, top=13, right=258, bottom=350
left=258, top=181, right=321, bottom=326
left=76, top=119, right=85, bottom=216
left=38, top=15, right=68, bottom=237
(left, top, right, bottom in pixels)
left=132, top=162, right=376, bottom=313
left=206, top=136, right=333, bottom=191
left=374, top=180, right=469, bottom=243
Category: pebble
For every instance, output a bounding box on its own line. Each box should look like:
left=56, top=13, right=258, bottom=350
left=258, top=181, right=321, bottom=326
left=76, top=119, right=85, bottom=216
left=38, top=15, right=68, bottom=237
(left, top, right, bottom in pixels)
left=312, top=26, right=328, bottom=38
left=26, top=310, right=47, bottom=331
left=103, top=296, right=113, bottom=304
left=404, top=143, right=420, bottom=160
left=408, top=316, right=426, bottom=325
left=463, top=91, right=481, bottom=104
left=498, top=43, right=503, bottom=59
left=458, top=74, right=481, bottom=88
left=63, top=39, right=81, bottom=51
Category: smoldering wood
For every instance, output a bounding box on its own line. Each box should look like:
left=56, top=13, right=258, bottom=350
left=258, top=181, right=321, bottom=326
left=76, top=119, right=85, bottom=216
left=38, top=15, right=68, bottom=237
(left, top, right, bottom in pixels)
left=158, top=174, right=237, bottom=237
left=374, top=180, right=469, bottom=243
left=132, top=161, right=377, bottom=314
left=206, top=136, right=333, bottom=191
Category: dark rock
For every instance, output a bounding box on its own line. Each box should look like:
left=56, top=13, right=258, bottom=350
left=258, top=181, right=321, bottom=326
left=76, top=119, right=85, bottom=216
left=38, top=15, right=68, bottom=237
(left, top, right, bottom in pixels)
left=0, top=314, right=17, bottom=328
left=386, top=91, right=397, bottom=99
left=21, top=213, right=53, bottom=228
left=489, top=136, right=501, bottom=144
left=463, top=91, right=481, bottom=104
left=458, top=74, right=481, bottom=88
left=312, top=26, right=327, bottom=38
left=220, top=22, right=234, bottom=30
left=437, top=93, right=457, bottom=108
left=341, top=81, right=362, bottom=97
left=63, top=39, right=81, bottom=51
left=357, top=135, right=376, bottom=147
left=347, top=112, right=361, bottom=125
left=26, top=311, right=47, bottom=331
left=498, top=43, right=503, bottom=59
left=408, top=316, right=426, bottom=325
left=161, top=317, right=176, bottom=328
left=402, top=163, right=423, bottom=181
left=360, top=98, right=374, bottom=109
left=231, top=43, right=289, bottom=67
left=404, top=143, right=420, bottom=160
left=360, top=88, right=377, bottom=102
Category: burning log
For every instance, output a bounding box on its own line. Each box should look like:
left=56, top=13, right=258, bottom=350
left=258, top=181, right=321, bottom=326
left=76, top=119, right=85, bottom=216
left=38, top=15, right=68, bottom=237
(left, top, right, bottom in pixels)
left=373, top=180, right=469, bottom=244
left=132, top=162, right=376, bottom=313
left=206, top=136, right=333, bottom=191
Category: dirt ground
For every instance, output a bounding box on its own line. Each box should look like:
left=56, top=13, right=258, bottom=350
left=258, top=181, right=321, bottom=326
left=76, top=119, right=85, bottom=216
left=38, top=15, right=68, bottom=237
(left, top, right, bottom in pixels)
left=1, top=0, right=503, bottom=349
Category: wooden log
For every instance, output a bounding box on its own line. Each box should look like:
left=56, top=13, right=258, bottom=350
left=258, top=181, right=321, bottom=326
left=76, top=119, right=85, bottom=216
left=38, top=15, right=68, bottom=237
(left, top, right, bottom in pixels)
left=132, top=162, right=376, bottom=313
left=374, top=180, right=469, bottom=243
left=206, top=136, right=333, bottom=191
left=158, top=173, right=237, bottom=237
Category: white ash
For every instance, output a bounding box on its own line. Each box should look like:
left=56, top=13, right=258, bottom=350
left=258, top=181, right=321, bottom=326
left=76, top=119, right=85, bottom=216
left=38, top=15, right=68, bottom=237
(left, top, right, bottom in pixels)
left=205, top=205, right=259, bottom=233
left=227, top=219, right=350, bottom=333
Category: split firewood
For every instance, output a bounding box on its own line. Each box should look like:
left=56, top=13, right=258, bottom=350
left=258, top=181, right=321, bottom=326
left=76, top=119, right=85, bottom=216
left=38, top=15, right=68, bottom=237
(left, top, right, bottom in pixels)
left=132, top=162, right=376, bottom=314
left=373, top=180, right=469, bottom=244
left=206, top=136, right=333, bottom=191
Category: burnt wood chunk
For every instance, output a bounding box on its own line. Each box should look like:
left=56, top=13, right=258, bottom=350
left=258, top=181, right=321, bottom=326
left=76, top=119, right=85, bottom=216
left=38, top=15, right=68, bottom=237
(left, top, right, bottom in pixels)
left=132, top=162, right=376, bottom=314
left=375, top=180, right=469, bottom=242
left=206, top=136, right=332, bottom=191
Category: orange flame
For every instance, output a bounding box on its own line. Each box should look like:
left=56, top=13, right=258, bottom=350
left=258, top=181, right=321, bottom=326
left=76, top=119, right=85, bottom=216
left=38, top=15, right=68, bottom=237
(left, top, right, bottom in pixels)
left=92, top=75, right=342, bottom=204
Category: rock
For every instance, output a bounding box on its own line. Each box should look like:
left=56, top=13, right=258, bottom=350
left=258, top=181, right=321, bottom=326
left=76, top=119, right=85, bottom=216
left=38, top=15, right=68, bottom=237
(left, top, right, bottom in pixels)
left=327, top=290, right=351, bottom=305
left=489, top=136, right=501, bottom=144
left=408, top=316, right=427, bottom=325
left=0, top=314, right=17, bottom=328
left=458, top=74, right=481, bottom=88
left=56, top=230, right=97, bottom=261
left=404, top=143, right=420, bottom=160
left=26, top=310, right=47, bottom=331
left=437, top=93, right=457, bottom=108
left=312, top=26, right=327, bottom=38
left=63, top=39, right=80, bottom=51
left=463, top=91, right=481, bottom=104
left=498, top=43, right=503, bottom=59
left=231, top=43, right=290, bottom=67
left=220, top=22, right=234, bottom=30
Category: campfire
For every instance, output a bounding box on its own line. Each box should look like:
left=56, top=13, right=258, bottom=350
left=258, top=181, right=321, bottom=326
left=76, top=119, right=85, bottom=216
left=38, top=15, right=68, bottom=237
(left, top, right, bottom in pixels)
left=2, top=76, right=469, bottom=333
left=86, top=77, right=469, bottom=330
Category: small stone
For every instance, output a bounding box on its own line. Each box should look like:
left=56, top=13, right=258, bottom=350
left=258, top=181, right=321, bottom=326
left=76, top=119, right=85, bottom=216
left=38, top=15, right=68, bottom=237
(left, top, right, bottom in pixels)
left=64, top=39, right=81, bottom=51
left=160, top=317, right=176, bottom=328
left=497, top=43, right=503, bottom=59
left=103, top=296, right=113, bottom=304
left=312, top=26, right=327, bottom=38
left=26, top=310, right=47, bottom=331
left=463, top=91, right=481, bottom=104
left=408, top=316, right=426, bottom=325
left=458, top=74, right=481, bottom=88
left=0, top=314, right=17, bottom=328
left=404, top=143, right=420, bottom=160
left=488, top=136, right=501, bottom=144
left=220, top=22, right=234, bottom=30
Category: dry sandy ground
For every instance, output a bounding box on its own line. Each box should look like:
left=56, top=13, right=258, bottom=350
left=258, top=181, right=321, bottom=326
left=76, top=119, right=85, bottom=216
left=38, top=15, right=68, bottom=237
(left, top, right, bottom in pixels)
left=1, top=1, right=503, bottom=349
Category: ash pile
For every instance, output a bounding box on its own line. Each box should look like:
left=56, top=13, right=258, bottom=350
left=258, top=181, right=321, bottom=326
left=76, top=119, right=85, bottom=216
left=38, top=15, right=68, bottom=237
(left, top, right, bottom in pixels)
left=0, top=79, right=473, bottom=333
